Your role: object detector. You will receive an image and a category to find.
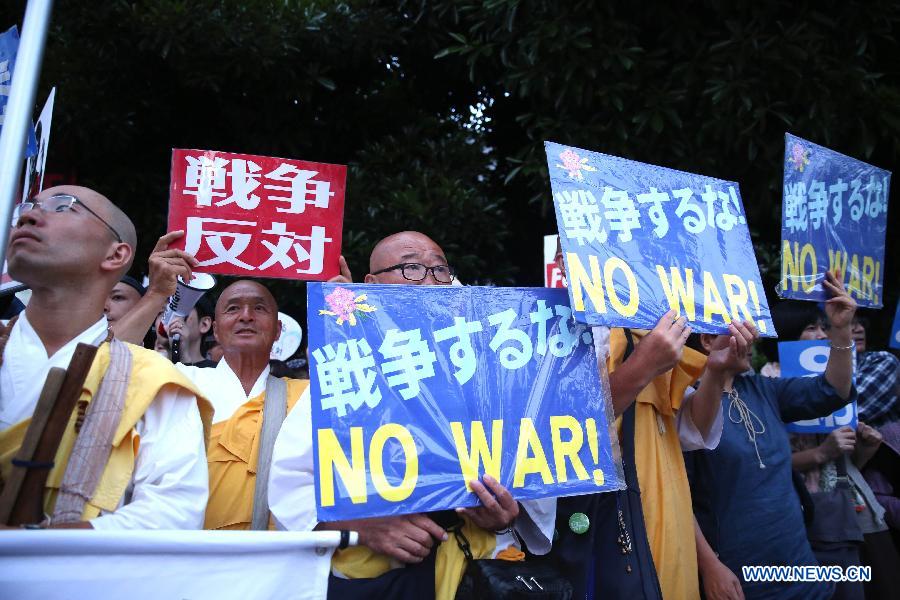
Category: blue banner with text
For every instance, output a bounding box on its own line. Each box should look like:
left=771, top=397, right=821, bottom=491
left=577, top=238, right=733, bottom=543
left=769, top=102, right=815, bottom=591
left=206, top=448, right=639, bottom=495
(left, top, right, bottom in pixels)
left=308, top=283, right=623, bottom=521
left=546, top=141, right=775, bottom=336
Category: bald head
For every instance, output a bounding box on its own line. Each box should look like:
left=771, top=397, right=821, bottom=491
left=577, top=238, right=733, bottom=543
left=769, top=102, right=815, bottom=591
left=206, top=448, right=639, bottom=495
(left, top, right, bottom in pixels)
left=215, top=280, right=278, bottom=315
left=9, top=184, right=137, bottom=291
left=365, top=231, right=452, bottom=285
left=42, top=185, right=137, bottom=273
left=213, top=280, right=281, bottom=358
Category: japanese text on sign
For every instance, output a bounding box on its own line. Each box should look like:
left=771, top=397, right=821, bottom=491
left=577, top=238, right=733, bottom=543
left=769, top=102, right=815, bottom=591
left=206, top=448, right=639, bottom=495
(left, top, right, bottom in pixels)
left=780, top=340, right=857, bottom=433
left=167, top=149, right=346, bottom=280
left=546, top=141, right=775, bottom=336
left=308, top=283, right=624, bottom=521
left=779, top=133, right=890, bottom=307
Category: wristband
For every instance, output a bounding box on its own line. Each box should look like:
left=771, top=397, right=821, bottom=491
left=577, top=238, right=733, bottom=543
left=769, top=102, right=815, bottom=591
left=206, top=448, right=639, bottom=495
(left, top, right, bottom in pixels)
left=830, top=343, right=854, bottom=351
left=339, top=529, right=350, bottom=549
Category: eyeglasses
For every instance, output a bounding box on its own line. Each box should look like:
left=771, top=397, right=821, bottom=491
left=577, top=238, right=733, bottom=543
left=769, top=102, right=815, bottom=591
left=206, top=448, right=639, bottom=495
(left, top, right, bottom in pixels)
left=371, top=262, right=456, bottom=283
left=13, top=194, right=123, bottom=243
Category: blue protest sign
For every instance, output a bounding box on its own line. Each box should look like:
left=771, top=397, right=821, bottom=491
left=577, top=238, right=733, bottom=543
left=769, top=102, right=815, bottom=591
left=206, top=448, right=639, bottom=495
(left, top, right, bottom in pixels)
left=308, top=283, right=624, bottom=522
left=0, top=25, right=38, bottom=158
left=545, top=141, right=775, bottom=336
left=780, top=340, right=857, bottom=433
left=779, top=133, right=890, bottom=308
left=890, top=299, right=900, bottom=350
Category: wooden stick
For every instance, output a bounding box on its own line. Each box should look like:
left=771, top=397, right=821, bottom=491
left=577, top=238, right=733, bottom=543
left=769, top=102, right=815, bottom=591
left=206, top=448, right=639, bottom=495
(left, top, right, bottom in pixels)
left=1, top=343, right=99, bottom=526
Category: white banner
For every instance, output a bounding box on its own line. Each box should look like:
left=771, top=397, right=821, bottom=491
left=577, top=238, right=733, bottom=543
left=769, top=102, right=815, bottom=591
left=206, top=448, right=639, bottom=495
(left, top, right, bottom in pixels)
left=0, top=529, right=353, bottom=600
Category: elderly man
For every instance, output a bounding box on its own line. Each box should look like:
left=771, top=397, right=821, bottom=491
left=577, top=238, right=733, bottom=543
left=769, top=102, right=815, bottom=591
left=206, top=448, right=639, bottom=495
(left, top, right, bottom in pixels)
left=269, top=231, right=553, bottom=600
left=0, top=185, right=211, bottom=529
left=175, top=280, right=308, bottom=530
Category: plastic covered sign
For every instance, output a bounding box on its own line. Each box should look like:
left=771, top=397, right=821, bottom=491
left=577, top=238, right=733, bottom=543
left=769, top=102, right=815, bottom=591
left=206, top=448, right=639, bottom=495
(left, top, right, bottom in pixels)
left=780, top=340, right=857, bottom=433
left=779, top=133, right=890, bottom=307
left=308, top=283, right=623, bottom=522
left=167, top=149, right=346, bottom=281
left=546, top=141, right=775, bottom=337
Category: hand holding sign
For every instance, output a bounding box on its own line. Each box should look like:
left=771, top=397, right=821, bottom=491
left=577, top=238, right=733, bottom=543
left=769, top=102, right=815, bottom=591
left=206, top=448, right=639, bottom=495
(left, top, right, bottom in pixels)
left=456, top=474, right=520, bottom=531
left=818, top=426, right=857, bottom=461
left=146, top=230, right=199, bottom=300
left=705, top=321, right=759, bottom=376
left=631, top=310, right=692, bottom=379
left=822, top=270, right=857, bottom=333
left=326, top=514, right=448, bottom=564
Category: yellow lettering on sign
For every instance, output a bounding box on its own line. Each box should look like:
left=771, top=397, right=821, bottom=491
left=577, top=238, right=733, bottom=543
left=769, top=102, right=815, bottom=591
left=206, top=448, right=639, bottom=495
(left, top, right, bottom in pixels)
left=451, top=420, right=504, bottom=491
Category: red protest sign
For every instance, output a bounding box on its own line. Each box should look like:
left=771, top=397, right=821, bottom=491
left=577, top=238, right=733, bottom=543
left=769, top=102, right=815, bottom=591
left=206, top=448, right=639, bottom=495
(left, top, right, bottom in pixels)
left=167, top=149, right=346, bottom=280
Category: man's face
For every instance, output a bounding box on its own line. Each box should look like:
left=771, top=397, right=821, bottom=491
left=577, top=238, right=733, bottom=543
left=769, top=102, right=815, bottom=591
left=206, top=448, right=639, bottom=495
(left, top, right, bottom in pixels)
left=213, top=281, right=280, bottom=357
left=8, top=186, right=118, bottom=284
left=104, top=282, right=142, bottom=323
left=365, top=233, right=453, bottom=286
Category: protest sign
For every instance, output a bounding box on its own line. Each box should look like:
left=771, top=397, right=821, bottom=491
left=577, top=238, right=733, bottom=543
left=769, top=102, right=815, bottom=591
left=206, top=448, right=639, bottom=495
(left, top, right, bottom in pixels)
left=543, top=234, right=566, bottom=288
left=779, top=133, right=890, bottom=308
left=545, top=141, right=775, bottom=336
left=308, top=283, right=623, bottom=521
left=0, top=25, right=37, bottom=157
left=20, top=87, right=55, bottom=202
left=890, top=299, right=900, bottom=350
left=780, top=340, right=857, bottom=433
left=168, top=149, right=346, bottom=280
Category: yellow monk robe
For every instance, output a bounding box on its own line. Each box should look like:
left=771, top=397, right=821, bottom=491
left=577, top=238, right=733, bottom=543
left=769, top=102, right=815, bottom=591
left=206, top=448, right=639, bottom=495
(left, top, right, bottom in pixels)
left=332, top=515, right=495, bottom=600
left=204, top=378, right=308, bottom=530
left=0, top=342, right=212, bottom=520
left=607, top=328, right=707, bottom=600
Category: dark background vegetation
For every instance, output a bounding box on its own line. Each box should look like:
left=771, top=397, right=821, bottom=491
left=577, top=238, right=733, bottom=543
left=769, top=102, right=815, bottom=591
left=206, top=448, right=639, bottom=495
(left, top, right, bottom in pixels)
left=4, top=0, right=899, bottom=347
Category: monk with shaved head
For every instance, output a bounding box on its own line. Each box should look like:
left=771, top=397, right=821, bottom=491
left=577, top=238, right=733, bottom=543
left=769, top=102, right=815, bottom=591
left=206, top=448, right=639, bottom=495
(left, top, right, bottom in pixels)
left=2, top=186, right=212, bottom=530
left=174, top=279, right=310, bottom=530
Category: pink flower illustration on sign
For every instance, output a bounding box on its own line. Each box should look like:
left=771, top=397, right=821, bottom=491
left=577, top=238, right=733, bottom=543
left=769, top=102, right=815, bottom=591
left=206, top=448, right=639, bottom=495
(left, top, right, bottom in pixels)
left=319, top=287, right=376, bottom=326
left=788, top=143, right=811, bottom=172
left=556, top=148, right=598, bottom=181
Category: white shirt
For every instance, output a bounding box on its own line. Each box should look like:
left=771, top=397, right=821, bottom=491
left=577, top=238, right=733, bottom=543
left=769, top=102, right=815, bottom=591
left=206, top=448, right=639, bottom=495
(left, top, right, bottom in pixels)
left=0, top=313, right=208, bottom=530
left=268, top=388, right=555, bottom=558
left=176, top=359, right=269, bottom=424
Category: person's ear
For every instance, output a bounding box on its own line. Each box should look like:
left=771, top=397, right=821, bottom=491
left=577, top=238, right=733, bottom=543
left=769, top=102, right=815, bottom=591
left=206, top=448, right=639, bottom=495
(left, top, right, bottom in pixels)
left=199, top=316, right=212, bottom=334
left=275, top=320, right=282, bottom=342
left=364, top=273, right=378, bottom=284
left=212, top=320, right=220, bottom=343
left=101, top=242, right=134, bottom=275
left=699, top=333, right=715, bottom=354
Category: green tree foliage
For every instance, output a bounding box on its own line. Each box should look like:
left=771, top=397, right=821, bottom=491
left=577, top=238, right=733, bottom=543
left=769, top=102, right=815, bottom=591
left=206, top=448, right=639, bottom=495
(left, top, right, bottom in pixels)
left=3, top=1, right=898, bottom=340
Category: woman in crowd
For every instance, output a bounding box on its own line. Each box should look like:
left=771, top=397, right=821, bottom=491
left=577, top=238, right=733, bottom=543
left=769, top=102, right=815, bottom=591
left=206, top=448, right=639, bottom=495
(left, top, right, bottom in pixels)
left=685, top=272, right=856, bottom=599
left=761, top=302, right=899, bottom=600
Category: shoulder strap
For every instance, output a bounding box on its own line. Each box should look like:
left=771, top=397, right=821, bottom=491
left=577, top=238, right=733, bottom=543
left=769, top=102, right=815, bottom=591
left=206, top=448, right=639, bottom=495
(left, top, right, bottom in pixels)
left=619, top=329, right=638, bottom=484
left=250, top=375, right=287, bottom=530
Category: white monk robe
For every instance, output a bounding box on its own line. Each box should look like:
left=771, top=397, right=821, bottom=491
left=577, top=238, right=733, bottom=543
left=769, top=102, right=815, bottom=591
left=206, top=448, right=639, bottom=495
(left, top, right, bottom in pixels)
left=267, top=387, right=557, bottom=569
left=0, top=313, right=208, bottom=529
left=176, top=360, right=269, bottom=424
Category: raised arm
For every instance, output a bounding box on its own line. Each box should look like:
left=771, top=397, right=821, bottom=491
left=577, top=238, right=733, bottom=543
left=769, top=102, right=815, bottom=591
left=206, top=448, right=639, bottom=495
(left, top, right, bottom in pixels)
left=821, top=271, right=856, bottom=400
left=111, top=231, right=197, bottom=344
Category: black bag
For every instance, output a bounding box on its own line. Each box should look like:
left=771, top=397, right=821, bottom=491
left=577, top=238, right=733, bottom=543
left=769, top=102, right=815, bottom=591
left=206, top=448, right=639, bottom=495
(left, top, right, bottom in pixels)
left=805, top=456, right=864, bottom=544
left=455, top=559, right=573, bottom=599
left=544, top=328, right=663, bottom=600
left=453, top=524, right=573, bottom=599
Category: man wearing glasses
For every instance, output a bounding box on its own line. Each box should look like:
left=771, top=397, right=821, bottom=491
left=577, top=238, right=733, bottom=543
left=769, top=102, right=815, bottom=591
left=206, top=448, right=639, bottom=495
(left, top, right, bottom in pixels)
left=1, top=186, right=211, bottom=530
left=269, top=231, right=554, bottom=599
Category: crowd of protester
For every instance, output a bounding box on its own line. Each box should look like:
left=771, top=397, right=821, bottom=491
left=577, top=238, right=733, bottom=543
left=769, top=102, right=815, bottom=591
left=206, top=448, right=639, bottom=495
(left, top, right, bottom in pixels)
left=1, top=184, right=898, bottom=599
